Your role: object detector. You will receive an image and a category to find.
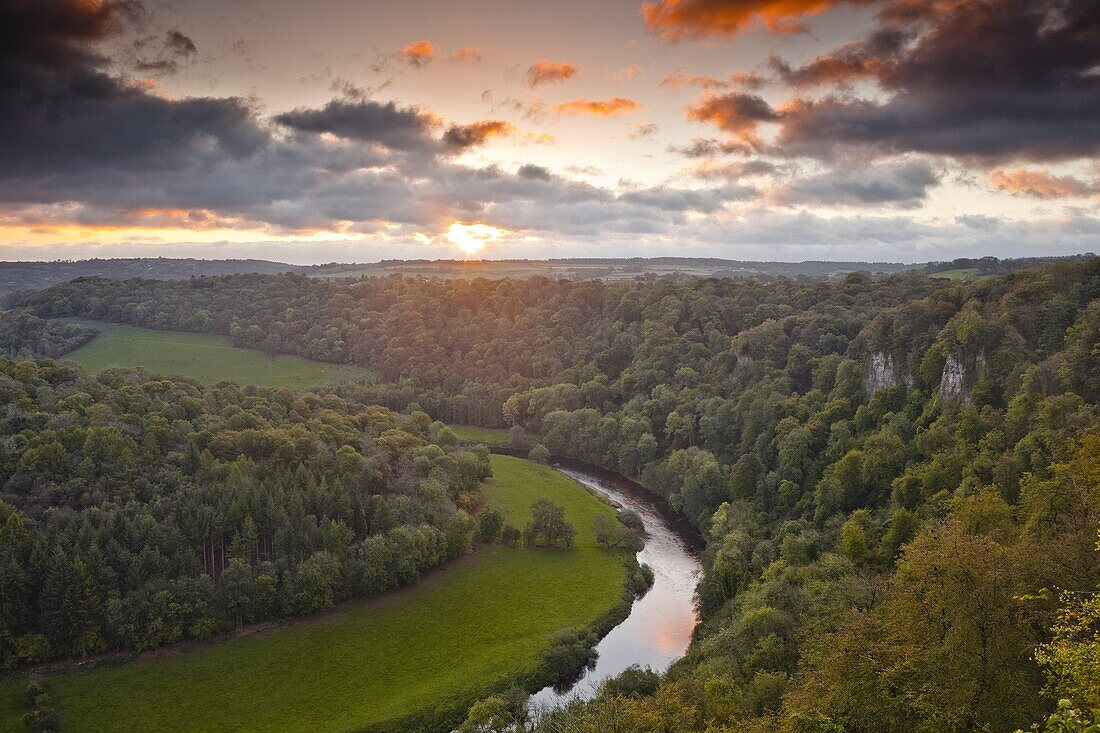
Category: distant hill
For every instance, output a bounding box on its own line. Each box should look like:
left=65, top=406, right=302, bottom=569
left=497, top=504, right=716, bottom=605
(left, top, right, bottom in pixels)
left=0, top=258, right=299, bottom=297
left=302, top=257, right=918, bottom=282
left=0, top=254, right=1093, bottom=298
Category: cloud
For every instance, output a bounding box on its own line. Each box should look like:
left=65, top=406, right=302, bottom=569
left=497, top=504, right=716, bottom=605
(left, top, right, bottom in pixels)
left=614, top=64, right=644, bottom=81
left=769, top=159, right=940, bottom=207
left=765, top=0, right=1100, bottom=165
left=131, top=29, right=197, bottom=74
left=686, top=92, right=779, bottom=138
left=630, top=123, right=660, bottom=139
left=274, top=100, right=439, bottom=153
left=398, top=40, right=434, bottom=68
left=442, top=120, right=517, bottom=150
left=668, top=137, right=756, bottom=158
left=988, top=170, right=1096, bottom=199
left=660, top=69, right=766, bottom=90
left=451, top=47, right=482, bottom=63
left=689, top=160, right=780, bottom=180
left=1, top=0, right=1094, bottom=261
left=641, top=0, right=876, bottom=40
left=0, top=1, right=753, bottom=245
left=553, top=97, right=642, bottom=116
left=526, top=60, right=578, bottom=87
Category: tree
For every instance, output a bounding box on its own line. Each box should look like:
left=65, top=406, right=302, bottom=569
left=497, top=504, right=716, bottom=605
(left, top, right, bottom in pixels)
left=40, top=549, right=89, bottom=657
left=593, top=514, right=643, bottom=552
left=524, top=500, right=576, bottom=549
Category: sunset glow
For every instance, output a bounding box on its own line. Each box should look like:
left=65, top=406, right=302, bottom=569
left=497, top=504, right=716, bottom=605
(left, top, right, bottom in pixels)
left=445, top=222, right=507, bottom=256
left=0, top=0, right=1093, bottom=262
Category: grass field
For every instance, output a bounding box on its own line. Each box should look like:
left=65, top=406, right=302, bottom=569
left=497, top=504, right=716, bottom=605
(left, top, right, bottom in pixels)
left=930, top=267, right=981, bottom=281
left=60, top=322, right=374, bottom=389
left=452, top=425, right=513, bottom=445
left=0, top=456, right=628, bottom=732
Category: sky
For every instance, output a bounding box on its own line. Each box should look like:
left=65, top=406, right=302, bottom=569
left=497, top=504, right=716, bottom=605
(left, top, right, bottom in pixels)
left=0, top=0, right=1098, bottom=264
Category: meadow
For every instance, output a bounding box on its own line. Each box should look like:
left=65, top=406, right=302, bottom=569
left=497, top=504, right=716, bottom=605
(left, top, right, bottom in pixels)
left=0, top=456, right=628, bottom=732
left=60, top=322, right=374, bottom=389
left=930, top=267, right=981, bottom=280
left=452, top=424, right=514, bottom=445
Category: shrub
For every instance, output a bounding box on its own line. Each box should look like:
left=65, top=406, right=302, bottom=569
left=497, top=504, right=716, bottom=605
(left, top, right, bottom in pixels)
left=528, top=444, right=550, bottom=464
left=500, top=525, right=521, bottom=547
left=544, top=628, right=599, bottom=688
left=599, top=665, right=661, bottom=699
left=476, top=508, right=504, bottom=543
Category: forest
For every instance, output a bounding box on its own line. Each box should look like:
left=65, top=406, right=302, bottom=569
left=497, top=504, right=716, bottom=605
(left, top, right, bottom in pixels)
left=0, top=358, right=494, bottom=669
left=6, top=258, right=1100, bottom=731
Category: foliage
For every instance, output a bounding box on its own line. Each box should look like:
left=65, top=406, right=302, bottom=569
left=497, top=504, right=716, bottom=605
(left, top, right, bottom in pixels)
left=524, top=500, right=577, bottom=549
left=0, top=358, right=487, bottom=667
left=0, top=312, right=94, bottom=359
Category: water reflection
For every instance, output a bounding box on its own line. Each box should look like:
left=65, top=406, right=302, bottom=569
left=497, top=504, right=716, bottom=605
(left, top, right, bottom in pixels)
left=528, top=466, right=703, bottom=708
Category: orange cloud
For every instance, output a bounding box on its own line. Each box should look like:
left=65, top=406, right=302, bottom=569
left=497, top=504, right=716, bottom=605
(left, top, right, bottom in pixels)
left=400, top=40, right=434, bottom=67
left=526, top=60, right=578, bottom=87
left=642, top=0, right=875, bottom=40
left=552, top=97, right=642, bottom=116
left=687, top=92, right=779, bottom=134
left=452, top=47, right=482, bottom=62
left=614, top=64, right=645, bottom=81
left=987, top=169, right=1095, bottom=199
left=443, top=119, right=517, bottom=149
left=660, top=69, right=765, bottom=90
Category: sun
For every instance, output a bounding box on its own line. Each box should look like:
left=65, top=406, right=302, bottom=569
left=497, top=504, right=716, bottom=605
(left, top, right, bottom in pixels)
left=445, top=222, right=507, bottom=256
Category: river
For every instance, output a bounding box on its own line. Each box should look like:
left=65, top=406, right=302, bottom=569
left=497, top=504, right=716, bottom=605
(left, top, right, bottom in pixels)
left=527, top=462, right=704, bottom=709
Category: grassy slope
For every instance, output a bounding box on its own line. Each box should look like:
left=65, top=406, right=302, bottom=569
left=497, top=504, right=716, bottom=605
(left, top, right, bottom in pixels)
left=61, top=323, right=374, bottom=389
left=931, top=267, right=980, bottom=281
left=452, top=425, right=513, bottom=445
left=0, top=456, right=627, bottom=732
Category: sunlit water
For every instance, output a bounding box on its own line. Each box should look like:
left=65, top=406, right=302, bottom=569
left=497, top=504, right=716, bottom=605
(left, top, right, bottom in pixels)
left=528, top=465, right=703, bottom=709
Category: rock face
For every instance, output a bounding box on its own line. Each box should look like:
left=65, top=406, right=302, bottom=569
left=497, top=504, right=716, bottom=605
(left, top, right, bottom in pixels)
left=865, top=352, right=912, bottom=394
left=938, top=353, right=968, bottom=402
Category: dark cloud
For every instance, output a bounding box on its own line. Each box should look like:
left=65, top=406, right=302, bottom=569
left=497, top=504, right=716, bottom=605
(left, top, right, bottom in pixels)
left=517, top=164, right=553, bottom=181
left=685, top=93, right=779, bottom=154
left=442, top=120, right=516, bottom=150
left=0, top=0, right=133, bottom=72
left=668, top=137, right=759, bottom=158
left=132, top=29, right=197, bottom=74
left=0, top=0, right=268, bottom=202
left=767, top=0, right=1100, bottom=164
left=274, top=100, right=438, bottom=153
left=689, top=159, right=780, bottom=180
left=770, top=160, right=940, bottom=207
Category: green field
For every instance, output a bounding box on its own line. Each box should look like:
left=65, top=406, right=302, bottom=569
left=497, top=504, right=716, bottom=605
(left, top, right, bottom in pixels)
left=930, top=267, right=981, bottom=281
left=452, top=425, right=513, bottom=445
left=60, top=322, right=374, bottom=389
left=0, top=456, right=628, bottom=732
